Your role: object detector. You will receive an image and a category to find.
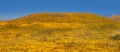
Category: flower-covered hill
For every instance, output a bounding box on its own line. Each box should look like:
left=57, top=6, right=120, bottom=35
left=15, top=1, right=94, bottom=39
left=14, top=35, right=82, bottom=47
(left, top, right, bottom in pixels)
left=0, top=12, right=120, bottom=52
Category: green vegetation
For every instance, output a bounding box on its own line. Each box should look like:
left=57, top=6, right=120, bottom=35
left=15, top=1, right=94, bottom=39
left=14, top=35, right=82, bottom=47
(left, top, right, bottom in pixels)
left=110, top=34, right=120, bottom=40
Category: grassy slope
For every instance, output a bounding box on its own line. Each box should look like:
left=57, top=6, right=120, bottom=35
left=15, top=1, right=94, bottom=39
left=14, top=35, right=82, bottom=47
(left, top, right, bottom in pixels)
left=109, top=15, right=120, bottom=22
left=0, top=13, right=120, bottom=52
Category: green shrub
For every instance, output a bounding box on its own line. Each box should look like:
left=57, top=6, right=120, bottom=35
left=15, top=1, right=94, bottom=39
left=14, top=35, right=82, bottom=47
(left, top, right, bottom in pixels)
left=99, top=24, right=118, bottom=30
left=2, top=23, right=19, bottom=30
left=110, top=34, right=120, bottom=40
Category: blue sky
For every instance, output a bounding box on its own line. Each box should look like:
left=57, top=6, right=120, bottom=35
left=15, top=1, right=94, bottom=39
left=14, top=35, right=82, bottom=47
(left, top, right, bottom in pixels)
left=0, top=0, right=120, bottom=20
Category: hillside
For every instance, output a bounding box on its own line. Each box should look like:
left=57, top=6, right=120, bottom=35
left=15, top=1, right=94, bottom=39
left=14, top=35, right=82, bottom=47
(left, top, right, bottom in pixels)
left=109, top=15, right=120, bottom=22
left=8, top=13, right=113, bottom=23
left=0, top=12, right=120, bottom=52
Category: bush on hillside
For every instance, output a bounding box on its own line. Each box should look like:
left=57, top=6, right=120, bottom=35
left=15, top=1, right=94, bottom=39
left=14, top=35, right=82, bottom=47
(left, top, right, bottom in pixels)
left=2, top=23, right=19, bottom=30
left=100, top=24, right=118, bottom=30
left=110, top=34, right=120, bottom=40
